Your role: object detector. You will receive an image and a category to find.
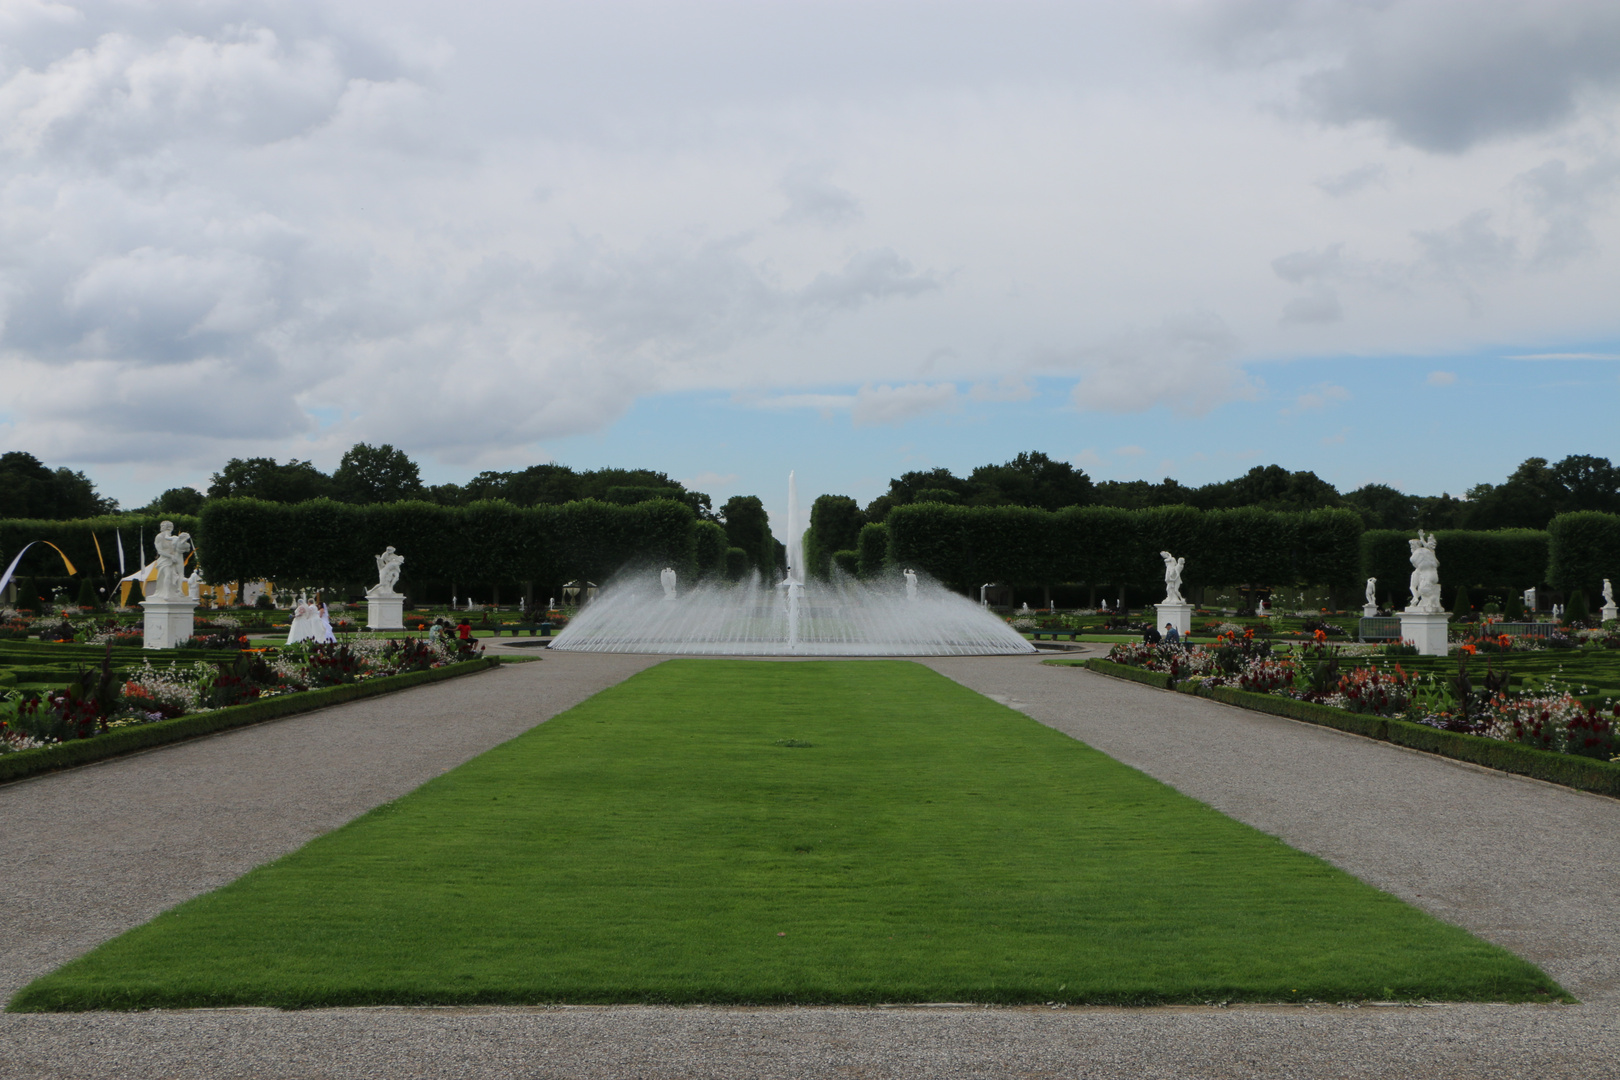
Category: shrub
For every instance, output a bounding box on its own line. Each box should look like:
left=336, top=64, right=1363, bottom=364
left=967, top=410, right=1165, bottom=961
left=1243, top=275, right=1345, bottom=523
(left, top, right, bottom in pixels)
left=255, top=594, right=274, bottom=609
left=1568, top=588, right=1590, bottom=625
left=725, top=547, right=749, bottom=581
left=1505, top=592, right=1525, bottom=620
left=1453, top=584, right=1473, bottom=621
left=832, top=549, right=859, bottom=576
left=77, top=578, right=97, bottom=609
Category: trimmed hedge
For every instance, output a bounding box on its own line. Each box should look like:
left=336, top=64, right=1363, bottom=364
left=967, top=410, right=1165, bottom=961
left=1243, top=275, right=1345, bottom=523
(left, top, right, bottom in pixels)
left=1361, top=529, right=1549, bottom=605
left=0, top=657, right=499, bottom=786
left=195, top=497, right=700, bottom=593
left=884, top=503, right=1363, bottom=593
left=0, top=513, right=198, bottom=584
left=1083, top=659, right=1620, bottom=798
left=1548, top=512, right=1620, bottom=598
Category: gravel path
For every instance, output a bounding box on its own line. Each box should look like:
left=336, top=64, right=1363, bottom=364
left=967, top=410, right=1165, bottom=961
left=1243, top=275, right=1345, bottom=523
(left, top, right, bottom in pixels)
left=4, top=648, right=1618, bottom=1078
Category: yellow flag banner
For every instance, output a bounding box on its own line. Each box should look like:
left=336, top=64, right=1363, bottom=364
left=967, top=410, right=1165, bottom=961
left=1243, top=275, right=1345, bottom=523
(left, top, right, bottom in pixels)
left=92, top=533, right=106, bottom=573
left=120, top=580, right=135, bottom=607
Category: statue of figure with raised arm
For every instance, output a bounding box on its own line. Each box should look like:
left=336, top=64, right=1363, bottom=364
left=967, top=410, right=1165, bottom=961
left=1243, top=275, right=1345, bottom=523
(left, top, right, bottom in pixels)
left=1160, top=551, right=1185, bottom=604
left=370, top=546, right=404, bottom=596
left=1406, top=530, right=1442, bottom=613
left=150, top=521, right=192, bottom=599
left=660, top=567, right=677, bottom=600
left=903, top=568, right=918, bottom=602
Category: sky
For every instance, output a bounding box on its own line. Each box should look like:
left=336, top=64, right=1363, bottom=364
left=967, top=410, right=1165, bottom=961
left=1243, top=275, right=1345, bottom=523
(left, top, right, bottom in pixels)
left=2, top=0, right=1619, bottom=530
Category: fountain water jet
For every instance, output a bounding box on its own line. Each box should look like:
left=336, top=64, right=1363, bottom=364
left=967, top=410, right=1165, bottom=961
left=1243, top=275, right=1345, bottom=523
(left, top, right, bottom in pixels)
left=549, top=472, right=1035, bottom=657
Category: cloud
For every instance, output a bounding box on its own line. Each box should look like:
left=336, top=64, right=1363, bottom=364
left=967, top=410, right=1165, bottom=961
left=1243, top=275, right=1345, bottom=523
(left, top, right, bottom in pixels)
left=1507, top=352, right=1620, bottom=360
left=799, top=248, right=940, bottom=312
left=680, top=471, right=739, bottom=491
left=1199, top=0, right=1620, bottom=153
left=1272, top=245, right=1343, bottom=285
left=1114, top=444, right=1146, bottom=457
left=1413, top=210, right=1518, bottom=280
left=1514, top=157, right=1620, bottom=267
left=1285, top=383, right=1350, bottom=412
left=968, top=375, right=1035, bottom=402
left=851, top=382, right=958, bottom=427
left=1320, top=427, right=1349, bottom=445
left=1426, top=370, right=1458, bottom=386
left=743, top=382, right=958, bottom=427
left=778, top=165, right=862, bottom=228
left=1071, top=448, right=1104, bottom=469
left=1316, top=164, right=1387, bottom=197
left=1063, top=313, right=1257, bottom=416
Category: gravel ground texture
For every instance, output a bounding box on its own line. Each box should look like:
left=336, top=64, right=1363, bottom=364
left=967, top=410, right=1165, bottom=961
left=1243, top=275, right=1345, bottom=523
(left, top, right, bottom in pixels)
left=5, top=646, right=1618, bottom=1078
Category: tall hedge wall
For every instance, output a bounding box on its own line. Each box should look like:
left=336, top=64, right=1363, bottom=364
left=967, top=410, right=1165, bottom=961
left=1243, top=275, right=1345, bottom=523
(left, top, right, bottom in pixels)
left=883, top=503, right=1363, bottom=593
left=194, top=497, right=700, bottom=593
left=1361, top=529, right=1549, bottom=603
left=1548, top=512, right=1620, bottom=598
left=0, top=514, right=198, bottom=581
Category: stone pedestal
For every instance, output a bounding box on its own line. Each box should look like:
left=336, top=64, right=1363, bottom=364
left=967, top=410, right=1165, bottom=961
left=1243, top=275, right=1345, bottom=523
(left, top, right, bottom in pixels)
left=1156, top=601, right=1193, bottom=638
left=1603, top=603, right=1618, bottom=624
left=367, top=593, right=405, bottom=631
left=1363, top=602, right=1379, bottom=617
left=141, top=595, right=197, bottom=650
left=1399, top=609, right=1450, bottom=656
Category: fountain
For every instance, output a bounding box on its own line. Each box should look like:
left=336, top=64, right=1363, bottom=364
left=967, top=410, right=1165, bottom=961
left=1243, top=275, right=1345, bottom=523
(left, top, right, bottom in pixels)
left=549, top=472, right=1035, bottom=656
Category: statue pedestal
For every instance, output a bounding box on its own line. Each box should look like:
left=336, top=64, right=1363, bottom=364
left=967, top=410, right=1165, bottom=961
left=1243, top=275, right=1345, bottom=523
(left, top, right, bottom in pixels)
left=367, top=593, right=405, bottom=631
left=1156, top=601, right=1193, bottom=638
left=1603, top=603, right=1618, bottom=624
left=142, top=595, right=197, bottom=650
left=1363, top=602, right=1379, bottom=618
left=1399, top=610, right=1450, bottom=656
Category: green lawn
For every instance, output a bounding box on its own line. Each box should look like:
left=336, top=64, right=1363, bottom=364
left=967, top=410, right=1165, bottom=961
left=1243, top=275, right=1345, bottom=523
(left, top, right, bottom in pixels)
left=11, top=660, right=1563, bottom=1010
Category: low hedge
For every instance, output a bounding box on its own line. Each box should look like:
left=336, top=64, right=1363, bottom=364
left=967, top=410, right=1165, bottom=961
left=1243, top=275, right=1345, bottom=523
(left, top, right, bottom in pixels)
left=1084, top=659, right=1620, bottom=799
left=1083, top=658, right=1175, bottom=691
left=0, top=657, right=500, bottom=786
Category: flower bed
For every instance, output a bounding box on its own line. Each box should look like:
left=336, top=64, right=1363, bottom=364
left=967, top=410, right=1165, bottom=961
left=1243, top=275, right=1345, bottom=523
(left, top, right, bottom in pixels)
left=0, top=652, right=499, bottom=785
left=1086, top=637, right=1620, bottom=798
left=1, top=636, right=486, bottom=760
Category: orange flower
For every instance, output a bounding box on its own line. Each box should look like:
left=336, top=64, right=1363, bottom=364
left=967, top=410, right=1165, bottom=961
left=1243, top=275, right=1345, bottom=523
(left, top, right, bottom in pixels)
left=1462, top=643, right=1477, bottom=655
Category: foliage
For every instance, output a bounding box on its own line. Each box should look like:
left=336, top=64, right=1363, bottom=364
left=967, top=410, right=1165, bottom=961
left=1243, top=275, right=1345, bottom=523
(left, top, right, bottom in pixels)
left=692, top=521, right=729, bottom=579
left=0, top=451, right=117, bottom=519
left=804, top=495, right=866, bottom=579
left=208, top=457, right=334, bottom=503
left=1362, top=529, right=1549, bottom=601
left=856, top=522, right=890, bottom=578
left=720, top=495, right=775, bottom=578
left=332, top=443, right=425, bottom=504
left=1547, top=511, right=1620, bottom=598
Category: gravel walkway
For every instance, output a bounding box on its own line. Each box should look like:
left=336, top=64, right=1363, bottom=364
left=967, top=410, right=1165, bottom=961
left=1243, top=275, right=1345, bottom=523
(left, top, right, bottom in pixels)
left=4, top=648, right=1618, bottom=1078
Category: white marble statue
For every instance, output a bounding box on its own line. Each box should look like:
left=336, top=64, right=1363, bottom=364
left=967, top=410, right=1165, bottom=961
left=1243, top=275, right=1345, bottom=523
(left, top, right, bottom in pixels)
left=903, top=569, right=918, bottom=602
left=150, top=521, right=193, bottom=599
left=1523, top=586, right=1537, bottom=611
left=1366, top=578, right=1378, bottom=607
left=660, top=567, right=677, bottom=600
left=1160, top=551, right=1185, bottom=605
left=1406, top=530, right=1443, bottom=613
left=371, top=546, right=404, bottom=596
left=1256, top=597, right=1269, bottom=618
left=1605, top=579, right=1614, bottom=607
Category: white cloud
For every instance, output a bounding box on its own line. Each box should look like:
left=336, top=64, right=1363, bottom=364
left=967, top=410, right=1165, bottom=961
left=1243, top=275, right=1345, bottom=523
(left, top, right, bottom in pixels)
left=1507, top=352, right=1620, bottom=360
left=680, top=471, right=739, bottom=491
left=2, top=0, right=1620, bottom=501
left=1114, top=444, right=1146, bottom=457
left=851, top=383, right=958, bottom=427
left=1071, top=448, right=1104, bottom=469
left=1426, top=370, right=1458, bottom=386
left=1286, top=383, right=1351, bottom=412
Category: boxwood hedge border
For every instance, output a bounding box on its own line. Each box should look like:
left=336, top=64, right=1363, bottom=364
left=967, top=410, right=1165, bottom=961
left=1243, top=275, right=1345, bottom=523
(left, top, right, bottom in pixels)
left=0, top=657, right=500, bottom=786
left=1083, top=658, right=1620, bottom=799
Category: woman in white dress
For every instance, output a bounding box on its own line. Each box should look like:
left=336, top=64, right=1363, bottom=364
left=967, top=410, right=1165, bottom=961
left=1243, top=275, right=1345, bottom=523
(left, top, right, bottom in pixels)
left=286, top=594, right=320, bottom=644
left=316, top=600, right=337, bottom=643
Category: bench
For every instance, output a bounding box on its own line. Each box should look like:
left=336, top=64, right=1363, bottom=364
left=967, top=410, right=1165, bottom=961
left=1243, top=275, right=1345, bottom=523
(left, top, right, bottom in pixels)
left=487, top=623, right=555, bottom=638
left=1358, top=617, right=1403, bottom=642
left=1029, top=630, right=1081, bottom=641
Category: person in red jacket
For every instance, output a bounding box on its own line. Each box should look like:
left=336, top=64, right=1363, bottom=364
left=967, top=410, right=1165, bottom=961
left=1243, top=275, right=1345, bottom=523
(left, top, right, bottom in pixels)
left=457, top=618, right=472, bottom=643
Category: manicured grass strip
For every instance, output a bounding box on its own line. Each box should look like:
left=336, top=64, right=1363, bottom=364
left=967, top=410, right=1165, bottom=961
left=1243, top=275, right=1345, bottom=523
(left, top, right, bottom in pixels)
left=1076, top=657, right=1620, bottom=798
left=0, top=658, right=500, bottom=785
left=12, top=660, right=1563, bottom=1010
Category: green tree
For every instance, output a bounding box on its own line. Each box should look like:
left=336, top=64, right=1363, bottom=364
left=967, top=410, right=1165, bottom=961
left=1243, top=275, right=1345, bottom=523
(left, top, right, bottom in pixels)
left=144, top=486, right=206, bottom=516
left=1343, top=484, right=1419, bottom=531
left=0, top=452, right=116, bottom=518
left=208, top=458, right=334, bottom=503
left=805, top=495, right=866, bottom=578
left=332, top=443, right=425, bottom=504
left=1549, top=455, right=1620, bottom=516
left=966, top=451, right=1094, bottom=510
left=721, top=495, right=774, bottom=578
left=1463, top=458, right=1557, bottom=529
